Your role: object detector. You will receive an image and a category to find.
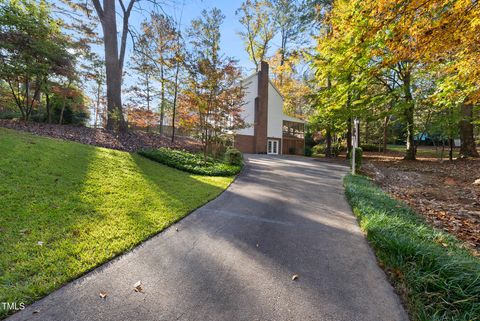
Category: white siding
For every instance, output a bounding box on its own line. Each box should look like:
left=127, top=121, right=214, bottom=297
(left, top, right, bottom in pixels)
left=267, top=82, right=283, bottom=139
left=237, top=75, right=257, bottom=136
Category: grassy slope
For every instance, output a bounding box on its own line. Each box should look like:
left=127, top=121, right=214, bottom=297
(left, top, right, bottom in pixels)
left=344, top=175, right=480, bottom=321
left=0, top=128, right=233, bottom=317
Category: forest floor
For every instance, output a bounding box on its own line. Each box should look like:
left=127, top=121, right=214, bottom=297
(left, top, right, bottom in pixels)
left=361, top=148, right=480, bottom=255
left=0, top=119, right=202, bottom=152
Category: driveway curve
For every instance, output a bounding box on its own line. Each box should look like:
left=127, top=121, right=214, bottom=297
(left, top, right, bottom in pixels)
left=8, top=155, right=408, bottom=321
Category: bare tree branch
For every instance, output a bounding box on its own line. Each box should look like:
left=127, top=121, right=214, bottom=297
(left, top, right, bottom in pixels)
left=91, top=0, right=104, bottom=20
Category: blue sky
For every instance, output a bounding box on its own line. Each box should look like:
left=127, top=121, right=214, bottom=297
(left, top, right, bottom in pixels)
left=56, top=0, right=306, bottom=115
left=126, top=0, right=275, bottom=74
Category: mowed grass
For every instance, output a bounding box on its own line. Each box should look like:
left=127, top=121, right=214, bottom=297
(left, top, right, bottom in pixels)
left=0, top=128, right=233, bottom=317
left=386, top=144, right=462, bottom=158
left=344, top=175, right=480, bottom=321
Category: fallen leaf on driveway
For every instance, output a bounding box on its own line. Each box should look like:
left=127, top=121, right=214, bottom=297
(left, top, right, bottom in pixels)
left=99, top=291, right=107, bottom=299
left=32, top=310, right=40, bottom=314
left=292, top=274, right=299, bottom=281
left=134, top=281, right=143, bottom=293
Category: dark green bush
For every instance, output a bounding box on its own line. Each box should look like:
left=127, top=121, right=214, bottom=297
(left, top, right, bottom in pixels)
left=360, top=144, right=384, bottom=152
left=312, top=143, right=345, bottom=157
left=304, top=146, right=312, bottom=156
left=344, top=175, right=480, bottom=321
left=139, top=148, right=242, bottom=176
left=0, top=110, right=21, bottom=119
left=224, top=148, right=243, bottom=166
left=304, top=130, right=316, bottom=148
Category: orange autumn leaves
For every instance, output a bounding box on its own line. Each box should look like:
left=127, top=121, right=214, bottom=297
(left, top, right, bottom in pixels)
left=353, top=0, right=479, bottom=89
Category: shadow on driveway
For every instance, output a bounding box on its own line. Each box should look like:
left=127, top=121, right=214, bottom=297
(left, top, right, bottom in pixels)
left=7, top=155, right=408, bottom=321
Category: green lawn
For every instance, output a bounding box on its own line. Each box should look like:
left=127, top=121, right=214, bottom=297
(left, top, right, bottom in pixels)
left=0, top=128, right=233, bottom=317
left=344, top=175, right=480, bottom=321
left=386, top=144, right=461, bottom=158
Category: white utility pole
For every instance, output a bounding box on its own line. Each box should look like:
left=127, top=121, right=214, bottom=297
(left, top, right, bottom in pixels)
left=352, top=118, right=359, bottom=175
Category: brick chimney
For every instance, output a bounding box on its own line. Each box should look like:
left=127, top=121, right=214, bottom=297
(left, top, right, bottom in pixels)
left=254, top=61, right=269, bottom=153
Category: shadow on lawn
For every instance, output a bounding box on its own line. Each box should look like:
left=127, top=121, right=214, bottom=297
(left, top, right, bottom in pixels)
left=0, top=130, right=99, bottom=315
left=3, top=154, right=406, bottom=321
left=0, top=129, right=226, bottom=318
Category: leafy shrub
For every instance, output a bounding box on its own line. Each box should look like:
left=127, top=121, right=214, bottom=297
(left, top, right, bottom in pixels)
left=344, top=175, right=480, bottom=321
left=304, top=146, right=312, bottom=156
left=360, top=144, right=384, bottom=152
left=312, top=143, right=345, bottom=156
left=224, top=148, right=243, bottom=166
left=0, top=110, right=21, bottom=119
left=312, top=144, right=325, bottom=155
left=139, top=148, right=242, bottom=176
left=304, top=131, right=316, bottom=148
left=331, top=142, right=345, bottom=157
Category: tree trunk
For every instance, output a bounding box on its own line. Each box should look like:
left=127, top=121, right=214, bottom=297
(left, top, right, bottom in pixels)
left=404, top=104, right=415, bottom=160
left=345, top=74, right=353, bottom=157
left=24, top=78, right=30, bottom=121
left=403, top=72, right=416, bottom=160
left=146, top=73, right=150, bottom=132
left=59, top=91, right=67, bottom=125
left=364, top=121, right=369, bottom=144
left=171, top=60, right=180, bottom=143
left=346, top=118, right=352, bottom=158
left=449, top=137, right=454, bottom=161
left=46, top=93, right=51, bottom=124
left=94, top=81, right=101, bottom=128
left=96, top=0, right=126, bottom=132
left=383, top=115, right=390, bottom=153
left=159, top=64, right=165, bottom=135
left=440, top=137, right=445, bottom=160
left=459, top=102, right=479, bottom=158
left=325, top=125, right=332, bottom=157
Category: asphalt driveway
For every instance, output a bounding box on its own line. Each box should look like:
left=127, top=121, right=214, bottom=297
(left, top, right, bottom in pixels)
left=8, top=155, right=408, bottom=321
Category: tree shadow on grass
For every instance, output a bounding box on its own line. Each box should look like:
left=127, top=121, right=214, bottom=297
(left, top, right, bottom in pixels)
left=0, top=130, right=229, bottom=318
left=0, top=130, right=99, bottom=316
left=3, top=153, right=410, bottom=321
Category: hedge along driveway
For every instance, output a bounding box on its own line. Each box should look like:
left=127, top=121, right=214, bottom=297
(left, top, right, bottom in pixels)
left=0, top=128, right=234, bottom=318
left=139, top=147, right=242, bottom=176
left=344, top=175, right=480, bottom=321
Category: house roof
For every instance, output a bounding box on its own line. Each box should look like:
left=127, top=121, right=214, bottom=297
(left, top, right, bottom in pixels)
left=269, top=80, right=284, bottom=100
left=283, top=114, right=306, bottom=124
left=242, top=72, right=258, bottom=83
left=241, top=71, right=285, bottom=100
left=242, top=71, right=305, bottom=124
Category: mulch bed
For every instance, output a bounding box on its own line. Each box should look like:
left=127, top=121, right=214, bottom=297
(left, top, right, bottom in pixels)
left=362, top=152, right=480, bottom=255
left=0, top=120, right=202, bottom=153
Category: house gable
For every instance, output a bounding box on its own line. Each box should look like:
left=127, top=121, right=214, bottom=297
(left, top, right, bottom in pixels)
left=267, top=82, right=283, bottom=139
left=236, top=74, right=258, bottom=136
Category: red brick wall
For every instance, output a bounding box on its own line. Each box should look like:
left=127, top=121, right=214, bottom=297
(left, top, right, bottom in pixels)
left=234, top=134, right=256, bottom=154
left=254, top=61, right=269, bottom=154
